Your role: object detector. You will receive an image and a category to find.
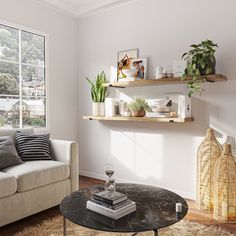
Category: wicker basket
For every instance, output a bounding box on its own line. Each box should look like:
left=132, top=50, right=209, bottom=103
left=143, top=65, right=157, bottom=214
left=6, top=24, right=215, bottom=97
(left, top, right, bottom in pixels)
left=196, top=128, right=222, bottom=212
left=213, top=143, right=236, bottom=223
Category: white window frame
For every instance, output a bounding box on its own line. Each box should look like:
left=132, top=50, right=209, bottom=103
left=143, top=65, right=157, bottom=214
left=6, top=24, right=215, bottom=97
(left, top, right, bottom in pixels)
left=0, top=19, right=49, bottom=131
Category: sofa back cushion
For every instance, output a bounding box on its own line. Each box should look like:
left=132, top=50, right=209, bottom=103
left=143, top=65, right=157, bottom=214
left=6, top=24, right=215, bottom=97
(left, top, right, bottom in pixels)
left=0, top=128, right=34, bottom=143
left=16, top=132, right=51, bottom=161
left=0, top=136, right=23, bottom=170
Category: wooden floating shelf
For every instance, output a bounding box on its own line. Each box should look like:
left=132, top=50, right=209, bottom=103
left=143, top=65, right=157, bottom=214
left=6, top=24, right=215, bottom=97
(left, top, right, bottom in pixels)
left=83, top=116, right=194, bottom=123
left=103, top=74, right=227, bottom=88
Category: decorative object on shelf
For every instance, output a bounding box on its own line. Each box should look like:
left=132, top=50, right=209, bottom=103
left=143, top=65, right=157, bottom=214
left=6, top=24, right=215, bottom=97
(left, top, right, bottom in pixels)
left=128, top=97, right=151, bottom=117
left=131, top=58, right=147, bottom=80
left=86, top=71, right=107, bottom=116
left=178, top=95, right=191, bottom=118
left=196, top=128, right=222, bottom=213
left=213, top=143, right=236, bottom=223
left=155, top=66, right=164, bottom=79
left=172, top=60, right=186, bottom=77
left=119, top=100, right=128, bottom=116
left=117, top=48, right=138, bottom=81
left=105, top=98, right=120, bottom=117
left=167, top=72, right=174, bottom=78
left=182, top=39, right=218, bottom=97
left=146, top=98, right=171, bottom=118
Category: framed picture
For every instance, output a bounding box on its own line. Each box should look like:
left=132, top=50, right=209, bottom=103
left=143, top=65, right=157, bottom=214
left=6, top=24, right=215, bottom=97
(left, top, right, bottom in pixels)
left=117, top=48, right=138, bottom=81
left=131, top=58, right=147, bottom=80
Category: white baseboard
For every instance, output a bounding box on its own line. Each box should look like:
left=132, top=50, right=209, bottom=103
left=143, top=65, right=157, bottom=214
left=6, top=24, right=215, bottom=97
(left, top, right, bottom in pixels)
left=80, top=170, right=196, bottom=200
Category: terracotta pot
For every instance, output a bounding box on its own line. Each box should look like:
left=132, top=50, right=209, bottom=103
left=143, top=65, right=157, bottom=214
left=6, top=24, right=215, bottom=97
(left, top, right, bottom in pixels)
left=131, top=110, right=146, bottom=117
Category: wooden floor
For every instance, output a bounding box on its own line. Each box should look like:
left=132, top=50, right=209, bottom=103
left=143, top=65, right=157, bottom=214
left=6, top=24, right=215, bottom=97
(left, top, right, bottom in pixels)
left=0, top=176, right=236, bottom=235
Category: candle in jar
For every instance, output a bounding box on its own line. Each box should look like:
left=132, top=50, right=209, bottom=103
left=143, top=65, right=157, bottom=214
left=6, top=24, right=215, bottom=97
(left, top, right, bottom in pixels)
left=176, top=203, right=182, bottom=212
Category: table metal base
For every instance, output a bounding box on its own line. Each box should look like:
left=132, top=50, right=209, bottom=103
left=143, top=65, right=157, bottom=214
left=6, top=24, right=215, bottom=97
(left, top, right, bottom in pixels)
left=63, top=217, right=66, bottom=236
left=63, top=217, right=158, bottom=236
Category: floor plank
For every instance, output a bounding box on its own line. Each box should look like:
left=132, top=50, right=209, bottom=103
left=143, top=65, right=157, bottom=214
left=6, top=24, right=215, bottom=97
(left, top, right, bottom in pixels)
left=0, top=176, right=235, bottom=235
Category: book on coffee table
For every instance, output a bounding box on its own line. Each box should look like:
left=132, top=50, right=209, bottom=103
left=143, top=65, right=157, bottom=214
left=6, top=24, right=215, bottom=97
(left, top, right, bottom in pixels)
left=89, top=198, right=133, bottom=210
left=93, top=191, right=127, bottom=205
left=86, top=199, right=136, bottom=220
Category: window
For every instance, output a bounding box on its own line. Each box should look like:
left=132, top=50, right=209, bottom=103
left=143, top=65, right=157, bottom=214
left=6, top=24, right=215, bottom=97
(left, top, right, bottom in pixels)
left=0, top=22, right=47, bottom=129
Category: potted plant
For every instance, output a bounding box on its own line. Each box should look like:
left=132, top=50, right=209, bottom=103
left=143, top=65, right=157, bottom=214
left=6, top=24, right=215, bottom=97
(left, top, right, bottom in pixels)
left=128, top=97, right=150, bottom=117
left=182, top=39, right=218, bottom=97
left=86, top=71, right=107, bottom=116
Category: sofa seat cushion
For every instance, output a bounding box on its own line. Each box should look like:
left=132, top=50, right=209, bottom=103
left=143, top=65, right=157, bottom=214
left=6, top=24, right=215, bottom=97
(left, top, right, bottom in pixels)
left=2, top=161, right=70, bottom=192
left=0, top=172, right=17, bottom=198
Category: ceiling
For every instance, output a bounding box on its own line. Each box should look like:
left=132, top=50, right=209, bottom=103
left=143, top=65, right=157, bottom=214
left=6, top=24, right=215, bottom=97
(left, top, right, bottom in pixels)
left=33, top=0, right=137, bottom=18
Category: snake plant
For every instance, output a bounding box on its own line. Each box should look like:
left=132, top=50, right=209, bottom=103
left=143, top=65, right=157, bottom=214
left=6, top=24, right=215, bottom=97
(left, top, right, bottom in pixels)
left=86, top=71, right=107, bottom=102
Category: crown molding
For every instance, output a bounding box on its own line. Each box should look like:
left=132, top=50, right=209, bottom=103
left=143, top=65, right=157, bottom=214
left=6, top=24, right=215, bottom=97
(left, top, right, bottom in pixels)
left=32, top=0, right=138, bottom=19
left=31, top=0, right=79, bottom=19
left=77, top=0, right=138, bottom=19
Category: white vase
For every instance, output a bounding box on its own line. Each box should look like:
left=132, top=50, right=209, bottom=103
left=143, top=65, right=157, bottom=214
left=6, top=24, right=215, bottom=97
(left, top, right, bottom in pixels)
left=93, top=102, right=105, bottom=116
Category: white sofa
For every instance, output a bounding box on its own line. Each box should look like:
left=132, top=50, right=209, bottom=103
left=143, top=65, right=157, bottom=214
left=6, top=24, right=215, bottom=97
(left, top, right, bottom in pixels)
left=0, top=129, right=79, bottom=227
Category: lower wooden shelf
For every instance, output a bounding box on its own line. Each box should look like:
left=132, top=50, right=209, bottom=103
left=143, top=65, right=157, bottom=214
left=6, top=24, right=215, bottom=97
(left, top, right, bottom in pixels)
left=83, top=116, right=194, bottom=123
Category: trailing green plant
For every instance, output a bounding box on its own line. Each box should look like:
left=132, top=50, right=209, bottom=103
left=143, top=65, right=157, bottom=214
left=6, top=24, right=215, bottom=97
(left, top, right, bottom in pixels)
left=182, top=39, right=218, bottom=97
left=86, top=71, right=107, bottom=102
left=128, top=97, right=151, bottom=112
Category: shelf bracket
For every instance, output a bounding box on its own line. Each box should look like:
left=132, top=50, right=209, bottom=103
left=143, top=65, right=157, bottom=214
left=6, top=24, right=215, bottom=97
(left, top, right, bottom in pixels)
left=108, top=84, right=125, bottom=88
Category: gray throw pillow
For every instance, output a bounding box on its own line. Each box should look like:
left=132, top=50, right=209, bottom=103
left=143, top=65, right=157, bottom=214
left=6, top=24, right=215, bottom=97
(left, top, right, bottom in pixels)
left=0, top=136, right=23, bottom=170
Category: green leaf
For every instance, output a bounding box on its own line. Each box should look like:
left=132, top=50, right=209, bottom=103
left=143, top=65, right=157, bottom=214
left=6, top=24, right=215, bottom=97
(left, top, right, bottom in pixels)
left=86, top=72, right=107, bottom=102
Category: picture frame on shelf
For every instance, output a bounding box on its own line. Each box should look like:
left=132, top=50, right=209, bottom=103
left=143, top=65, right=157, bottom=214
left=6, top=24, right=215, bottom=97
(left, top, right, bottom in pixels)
left=117, top=48, right=138, bottom=82
left=131, top=58, right=147, bottom=80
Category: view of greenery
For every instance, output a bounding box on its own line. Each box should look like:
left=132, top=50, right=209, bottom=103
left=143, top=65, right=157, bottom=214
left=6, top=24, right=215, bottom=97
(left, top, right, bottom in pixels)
left=0, top=73, right=18, bottom=95
left=0, top=24, right=46, bottom=128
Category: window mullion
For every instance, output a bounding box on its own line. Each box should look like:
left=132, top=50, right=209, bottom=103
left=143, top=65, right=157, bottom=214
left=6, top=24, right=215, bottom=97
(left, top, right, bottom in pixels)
left=19, top=30, right=23, bottom=128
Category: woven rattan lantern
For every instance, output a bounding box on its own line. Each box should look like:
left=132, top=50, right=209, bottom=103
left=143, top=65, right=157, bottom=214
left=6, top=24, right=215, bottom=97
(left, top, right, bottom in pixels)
left=213, top=143, right=236, bottom=223
left=196, top=128, right=222, bottom=212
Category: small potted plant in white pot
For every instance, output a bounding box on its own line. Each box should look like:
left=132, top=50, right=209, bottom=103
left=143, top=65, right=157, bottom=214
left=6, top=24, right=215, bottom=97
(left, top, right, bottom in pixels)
left=86, top=71, right=107, bottom=116
left=128, top=97, right=150, bottom=117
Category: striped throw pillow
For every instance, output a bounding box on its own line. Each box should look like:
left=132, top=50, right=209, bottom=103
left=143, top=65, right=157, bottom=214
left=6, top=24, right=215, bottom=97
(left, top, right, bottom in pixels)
left=16, top=132, right=51, bottom=161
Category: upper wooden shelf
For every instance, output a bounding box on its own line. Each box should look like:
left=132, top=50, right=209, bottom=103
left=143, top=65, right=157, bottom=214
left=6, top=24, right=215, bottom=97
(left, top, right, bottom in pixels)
left=103, top=74, right=227, bottom=88
left=83, top=116, right=194, bottom=123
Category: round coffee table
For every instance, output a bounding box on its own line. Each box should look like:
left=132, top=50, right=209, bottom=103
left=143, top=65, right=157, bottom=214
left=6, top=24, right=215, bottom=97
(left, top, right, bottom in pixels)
left=60, top=183, right=188, bottom=236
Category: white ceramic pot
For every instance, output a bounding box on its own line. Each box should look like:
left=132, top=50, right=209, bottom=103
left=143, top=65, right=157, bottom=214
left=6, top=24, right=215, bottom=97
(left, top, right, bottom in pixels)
left=93, top=102, right=105, bottom=116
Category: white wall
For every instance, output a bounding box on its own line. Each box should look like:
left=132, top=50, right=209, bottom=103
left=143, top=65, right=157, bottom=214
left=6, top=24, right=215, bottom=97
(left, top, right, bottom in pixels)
left=78, top=0, right=236, bottom=199
left=0, top=0, right=78, bottom=141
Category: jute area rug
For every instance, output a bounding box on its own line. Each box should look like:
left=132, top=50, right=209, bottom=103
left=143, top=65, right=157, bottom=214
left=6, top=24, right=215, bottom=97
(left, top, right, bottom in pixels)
left=15, top=216, right=235, bottom=236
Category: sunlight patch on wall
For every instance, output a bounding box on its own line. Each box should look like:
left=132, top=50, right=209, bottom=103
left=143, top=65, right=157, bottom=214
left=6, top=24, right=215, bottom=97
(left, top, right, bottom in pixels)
left=110, top=130, right=164, bottom=180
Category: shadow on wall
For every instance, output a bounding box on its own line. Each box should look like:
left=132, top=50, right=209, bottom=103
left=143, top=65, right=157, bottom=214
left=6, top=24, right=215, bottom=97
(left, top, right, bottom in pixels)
left=80, top=94, right=236, bottom=199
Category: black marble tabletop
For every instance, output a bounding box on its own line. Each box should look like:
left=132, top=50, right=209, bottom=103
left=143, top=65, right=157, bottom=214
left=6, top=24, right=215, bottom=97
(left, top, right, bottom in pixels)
left=60, top=183, right=188, bottom=233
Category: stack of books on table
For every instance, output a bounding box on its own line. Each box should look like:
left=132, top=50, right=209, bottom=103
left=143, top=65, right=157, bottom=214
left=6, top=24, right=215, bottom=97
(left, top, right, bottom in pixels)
left=86, top=191, right=136, bottom=220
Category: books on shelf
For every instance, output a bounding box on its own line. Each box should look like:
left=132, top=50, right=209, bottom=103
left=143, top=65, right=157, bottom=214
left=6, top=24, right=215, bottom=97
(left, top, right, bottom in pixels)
left=146, top=112, right=171, bottom=118
left=86, top=199, right=136, bottom=220
left=93, top=191, right=127, bottom=205
left=86, top=190, right=136, bottom=220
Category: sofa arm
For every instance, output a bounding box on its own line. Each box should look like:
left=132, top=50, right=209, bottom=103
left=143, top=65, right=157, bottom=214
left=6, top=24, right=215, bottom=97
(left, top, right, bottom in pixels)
left=50, top=139, right=79, bottom=192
